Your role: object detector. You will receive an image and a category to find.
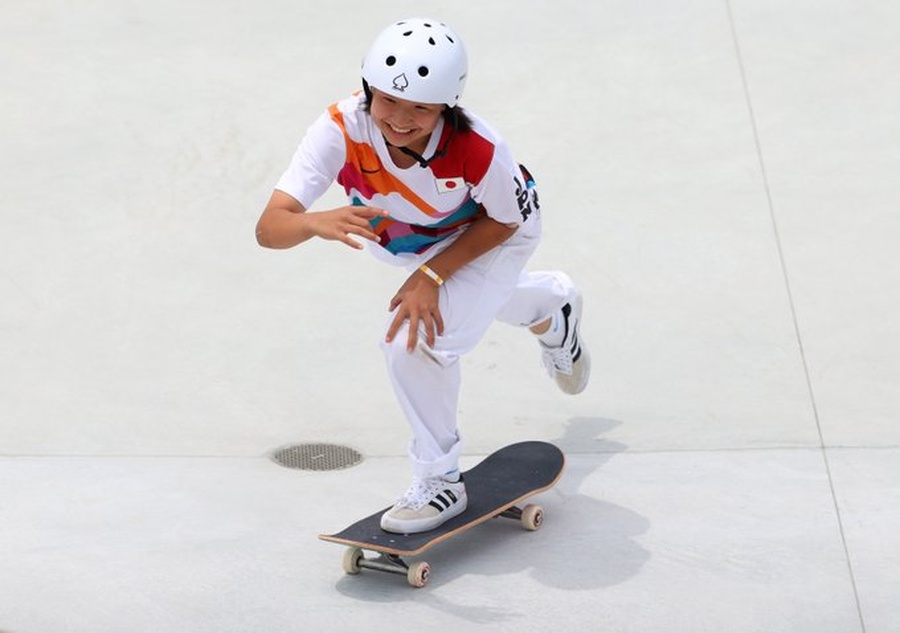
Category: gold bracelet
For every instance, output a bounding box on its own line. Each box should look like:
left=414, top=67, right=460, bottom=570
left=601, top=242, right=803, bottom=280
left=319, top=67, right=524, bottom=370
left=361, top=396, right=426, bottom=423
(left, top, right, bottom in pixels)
left=418, top=264, right=445, bottom=286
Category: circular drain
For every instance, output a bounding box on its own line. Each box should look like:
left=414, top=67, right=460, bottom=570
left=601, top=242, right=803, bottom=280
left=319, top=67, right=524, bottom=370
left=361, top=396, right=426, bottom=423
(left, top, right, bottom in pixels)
left=271, top=443, right=363, bottom=471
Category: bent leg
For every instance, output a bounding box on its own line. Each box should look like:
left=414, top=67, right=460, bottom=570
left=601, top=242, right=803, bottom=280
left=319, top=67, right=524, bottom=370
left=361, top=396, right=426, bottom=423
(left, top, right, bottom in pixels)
left=494, top=270, right=574, bottom=328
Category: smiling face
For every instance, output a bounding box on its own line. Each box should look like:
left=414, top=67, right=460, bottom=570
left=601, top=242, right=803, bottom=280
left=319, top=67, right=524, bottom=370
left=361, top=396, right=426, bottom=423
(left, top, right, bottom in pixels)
left=369, top=89, right=445, bottom=155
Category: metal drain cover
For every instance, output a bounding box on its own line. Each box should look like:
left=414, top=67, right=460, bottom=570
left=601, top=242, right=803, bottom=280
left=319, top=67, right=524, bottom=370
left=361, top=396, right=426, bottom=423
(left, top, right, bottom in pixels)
left=271, top=443, right=363, bottom=471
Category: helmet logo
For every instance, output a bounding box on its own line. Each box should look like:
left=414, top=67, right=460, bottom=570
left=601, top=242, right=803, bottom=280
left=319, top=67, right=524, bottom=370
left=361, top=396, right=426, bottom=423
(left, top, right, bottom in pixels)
left=392, top=73, right=409, bottom=92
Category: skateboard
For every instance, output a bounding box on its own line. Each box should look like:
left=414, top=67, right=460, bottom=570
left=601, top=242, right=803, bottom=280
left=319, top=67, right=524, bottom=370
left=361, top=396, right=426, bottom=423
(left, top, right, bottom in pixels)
left=319, top=440, right=565, bottom=587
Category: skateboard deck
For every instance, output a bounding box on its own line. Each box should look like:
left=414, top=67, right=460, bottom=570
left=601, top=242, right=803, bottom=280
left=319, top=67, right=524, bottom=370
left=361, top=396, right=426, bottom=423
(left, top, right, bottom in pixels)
left=319, top=440, right=565, bottom=586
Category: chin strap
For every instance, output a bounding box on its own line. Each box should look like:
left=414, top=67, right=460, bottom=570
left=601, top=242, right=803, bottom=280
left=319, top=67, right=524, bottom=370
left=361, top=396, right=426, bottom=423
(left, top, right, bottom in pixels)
left=386, top=110, right=458, bottom=168
left=392, top=143, right=446, bottom=168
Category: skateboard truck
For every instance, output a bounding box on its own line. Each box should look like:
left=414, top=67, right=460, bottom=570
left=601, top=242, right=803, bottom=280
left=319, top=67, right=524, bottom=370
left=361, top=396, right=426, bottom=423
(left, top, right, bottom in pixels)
left=343, top=549, right=432, bottom=588
left=498, top=504, right=545, bottom=529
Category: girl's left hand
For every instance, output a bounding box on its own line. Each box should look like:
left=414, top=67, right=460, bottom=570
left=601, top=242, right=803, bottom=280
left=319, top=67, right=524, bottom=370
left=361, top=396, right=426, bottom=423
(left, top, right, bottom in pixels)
left=385, top=270, right=444, bottom=352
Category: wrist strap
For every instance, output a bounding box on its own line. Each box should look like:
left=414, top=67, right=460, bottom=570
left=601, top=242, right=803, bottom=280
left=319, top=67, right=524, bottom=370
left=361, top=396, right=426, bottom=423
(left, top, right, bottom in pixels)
left=418, top=264, right=445, bottom=286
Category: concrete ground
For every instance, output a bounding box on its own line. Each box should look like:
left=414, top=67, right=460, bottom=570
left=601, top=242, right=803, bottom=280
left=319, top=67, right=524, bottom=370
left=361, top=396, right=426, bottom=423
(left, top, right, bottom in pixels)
left=2, top=1, right=898, bottom=631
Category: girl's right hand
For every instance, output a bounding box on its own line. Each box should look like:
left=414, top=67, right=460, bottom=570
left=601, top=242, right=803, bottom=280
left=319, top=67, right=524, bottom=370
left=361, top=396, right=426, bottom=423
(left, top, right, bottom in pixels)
left=257, top=190, right=389, bottom=250
left=306, top=205, right=389, bottom=250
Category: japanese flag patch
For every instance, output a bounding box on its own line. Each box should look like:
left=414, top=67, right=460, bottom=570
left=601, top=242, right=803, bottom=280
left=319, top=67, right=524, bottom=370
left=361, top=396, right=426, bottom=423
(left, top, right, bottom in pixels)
left=435, top=177, right=465, bottom=194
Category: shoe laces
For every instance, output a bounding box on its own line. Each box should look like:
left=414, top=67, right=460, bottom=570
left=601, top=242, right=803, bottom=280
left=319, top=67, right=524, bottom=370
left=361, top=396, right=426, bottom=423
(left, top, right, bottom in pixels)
left=541, top=344, right=575, bottom=376
left=396, top=477, right=448, bottom=511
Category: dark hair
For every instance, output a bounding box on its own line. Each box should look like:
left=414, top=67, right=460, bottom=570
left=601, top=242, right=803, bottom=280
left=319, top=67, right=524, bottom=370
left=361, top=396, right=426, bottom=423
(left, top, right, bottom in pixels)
left=362, top=80, right=473, bottom=132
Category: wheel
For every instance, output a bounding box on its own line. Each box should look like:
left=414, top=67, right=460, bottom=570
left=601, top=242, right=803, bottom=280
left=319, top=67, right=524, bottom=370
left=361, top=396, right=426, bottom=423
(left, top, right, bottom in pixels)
left=342, top=547, right=364, bottom=575
left=521, top=504, right=544, bottom=531
left=407, top=561, right=431, bottom=588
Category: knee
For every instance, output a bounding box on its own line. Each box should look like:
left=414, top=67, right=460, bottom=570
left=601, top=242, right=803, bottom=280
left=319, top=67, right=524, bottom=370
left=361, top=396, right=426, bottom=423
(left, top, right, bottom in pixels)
left=380, top=326, right=456, bottom=370
left=379, top=332, right=408, bottom=365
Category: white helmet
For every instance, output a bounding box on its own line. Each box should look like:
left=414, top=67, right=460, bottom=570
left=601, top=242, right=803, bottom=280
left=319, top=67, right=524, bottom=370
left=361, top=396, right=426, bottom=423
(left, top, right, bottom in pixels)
left=361, top=18, right=468, bottom=107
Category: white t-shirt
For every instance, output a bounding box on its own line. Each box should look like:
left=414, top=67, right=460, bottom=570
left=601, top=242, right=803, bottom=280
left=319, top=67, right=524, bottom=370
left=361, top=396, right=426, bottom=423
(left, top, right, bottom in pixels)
left=276, top=92, right=541, bottom=265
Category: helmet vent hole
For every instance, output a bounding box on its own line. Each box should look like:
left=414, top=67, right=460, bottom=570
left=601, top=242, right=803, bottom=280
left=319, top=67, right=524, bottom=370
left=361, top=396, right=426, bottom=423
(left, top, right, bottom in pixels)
left=428, top=37, right=436, bottom=45
left=424, top=22, right=432, bottom=27
left=446, top=36, right=455, bottom=43
left=403, top=30, right=413, bottom=37
left=385, top=55, right=396, bottom=66
left=418, top=66, right=429, bottom=77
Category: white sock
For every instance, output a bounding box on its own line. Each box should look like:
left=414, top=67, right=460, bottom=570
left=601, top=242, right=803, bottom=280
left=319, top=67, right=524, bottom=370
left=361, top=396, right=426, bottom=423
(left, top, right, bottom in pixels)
left=537, top=310, right=565, bottom=347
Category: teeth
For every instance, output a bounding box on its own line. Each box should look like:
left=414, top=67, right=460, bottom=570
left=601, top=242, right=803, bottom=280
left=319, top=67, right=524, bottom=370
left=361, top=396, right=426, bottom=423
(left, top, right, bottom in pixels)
left=389, top=123, right=412, bottom=134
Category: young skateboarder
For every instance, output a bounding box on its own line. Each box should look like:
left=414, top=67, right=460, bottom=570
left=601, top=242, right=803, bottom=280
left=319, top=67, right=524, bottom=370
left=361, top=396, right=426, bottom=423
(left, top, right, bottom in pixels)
left=257, top=18, right=590, bottom=533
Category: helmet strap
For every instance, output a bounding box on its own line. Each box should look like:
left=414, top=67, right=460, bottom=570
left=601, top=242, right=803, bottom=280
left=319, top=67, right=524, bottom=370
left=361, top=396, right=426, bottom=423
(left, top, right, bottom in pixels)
left=385, top=109, right=458, bottom=169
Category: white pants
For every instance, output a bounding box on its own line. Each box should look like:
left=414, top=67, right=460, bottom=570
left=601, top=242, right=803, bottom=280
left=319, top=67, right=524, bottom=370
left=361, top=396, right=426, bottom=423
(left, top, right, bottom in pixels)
left=379, top=231, right=573, bottom=479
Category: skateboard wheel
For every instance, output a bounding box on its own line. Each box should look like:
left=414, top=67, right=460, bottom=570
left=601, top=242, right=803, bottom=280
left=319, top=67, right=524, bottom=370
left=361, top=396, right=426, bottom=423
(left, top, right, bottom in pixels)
left=521, top=504, right=544, bottom=531
left=407, top=561, right=431, bottom=588
left=342, top=547, right=364, bottom=575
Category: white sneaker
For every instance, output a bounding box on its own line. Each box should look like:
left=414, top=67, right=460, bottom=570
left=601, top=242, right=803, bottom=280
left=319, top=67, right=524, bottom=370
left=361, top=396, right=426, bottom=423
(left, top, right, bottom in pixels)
left=540, top=288, right=591, bottom=395
left=380, top=475, right=467, bottom=534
